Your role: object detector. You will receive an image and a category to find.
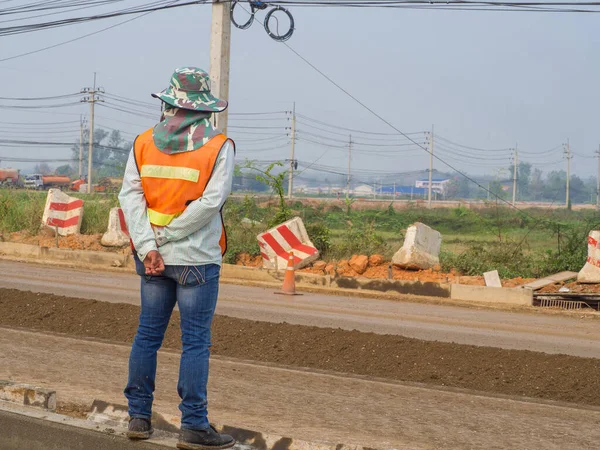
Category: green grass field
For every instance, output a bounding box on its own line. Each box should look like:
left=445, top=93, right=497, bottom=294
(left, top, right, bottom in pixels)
left=1, top=190, right=598, bottom=278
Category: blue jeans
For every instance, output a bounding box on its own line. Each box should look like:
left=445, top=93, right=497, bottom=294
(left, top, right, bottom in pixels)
left=124, top=257, right=221, bottom=430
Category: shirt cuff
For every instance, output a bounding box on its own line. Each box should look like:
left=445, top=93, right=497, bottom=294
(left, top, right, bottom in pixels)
left=154, top=226, right=168, bottom=247
left=136, top=241, right=158, bottom=261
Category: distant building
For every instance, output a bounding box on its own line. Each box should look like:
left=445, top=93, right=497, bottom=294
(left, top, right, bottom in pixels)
left=377, top=186, right=427, bottom=197
left=415, top=178, right=450, bottom=194
left=353, top=184, right=375, bottom=196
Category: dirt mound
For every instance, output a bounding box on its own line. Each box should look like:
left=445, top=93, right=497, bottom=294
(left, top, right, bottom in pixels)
left=1, top=288, right=600, bottom=407
left=302, top=256, right=534, bottom=286
left=6, top=231, right=129, bottom=254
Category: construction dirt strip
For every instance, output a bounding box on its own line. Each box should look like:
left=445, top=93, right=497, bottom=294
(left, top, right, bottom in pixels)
left=2, top=288, right=600, bottom=408
left=2, top=324, right=600, bottom=449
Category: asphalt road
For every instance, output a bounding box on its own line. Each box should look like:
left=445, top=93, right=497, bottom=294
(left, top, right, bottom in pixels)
left=1, top=260, right=599, bottom=357
left=0, top=407, right=168, bottom=450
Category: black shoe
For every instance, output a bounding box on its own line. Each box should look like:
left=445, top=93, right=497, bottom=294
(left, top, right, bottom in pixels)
left=126, top=417, right=153, bottom=440
left=177, top=425, right=236, bottom=450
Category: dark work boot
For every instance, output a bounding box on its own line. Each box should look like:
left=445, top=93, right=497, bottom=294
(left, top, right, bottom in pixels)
left=126, top=417, right=153, bottom=440
left=177, top=425, right=236, bottom=450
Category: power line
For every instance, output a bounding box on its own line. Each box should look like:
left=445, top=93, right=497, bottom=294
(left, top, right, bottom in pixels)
left=280, top=40, right=544, bottom=215
left=0, top=93, right=80, bottom=100
left=0, top=0, right=181, bottom=62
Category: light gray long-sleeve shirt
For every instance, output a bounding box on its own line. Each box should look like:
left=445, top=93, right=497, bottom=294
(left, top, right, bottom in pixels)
left=118, top=140, right=235, bottom=266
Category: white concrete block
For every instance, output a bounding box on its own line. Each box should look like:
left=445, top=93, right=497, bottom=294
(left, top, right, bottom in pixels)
left=578, top=231, right=600, bottom=283
left=41, top=189, right=84, bottom=236
left=392, top=222, right=442, bottom=270
left=484, top=270, right=502, bottom=287
left=257, top=217, right=319, bottom=270
left=100, top=207, right=130, bottom=247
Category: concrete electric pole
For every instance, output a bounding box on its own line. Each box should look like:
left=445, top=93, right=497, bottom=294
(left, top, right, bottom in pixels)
left=81, top=73, right=104, bottom=194
left=512, top=144, right=518, bottom=207
left=209, top=0, right=232, bottom=134
left=78, top=115, right=86, bottom=179
left=564, top=139, right=571, bottom=208
left=596, top=145, right=600, bottom=208
left=346, top=134, right=352, bottom=201
left=287, top=103, right=296, bottom=200
left=427, top=126, right=434, bottom=209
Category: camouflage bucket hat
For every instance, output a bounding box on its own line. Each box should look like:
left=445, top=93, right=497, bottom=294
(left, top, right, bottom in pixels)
left=151, top=67, right=228, bottom=113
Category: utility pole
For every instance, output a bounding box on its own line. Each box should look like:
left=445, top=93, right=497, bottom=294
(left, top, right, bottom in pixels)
left=512, top=143, right=518, bottom=206
left=564, top=139, right=571, bottom=208
left=596, top=145, right=600, bottom=208
left=78, top=115, right=86, bottom=179
left=346, top=134, right=352, bottom=200
left=209, top=0, right=232, bottom=134
left=287, top=103, right=296, bottom=200
left=427, top=126, right=434, bottom=209
left=81, top=73, right=104, bottom=194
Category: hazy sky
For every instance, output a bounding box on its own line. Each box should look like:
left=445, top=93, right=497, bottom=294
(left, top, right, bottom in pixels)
left=1, top=1, right=599, bottom=183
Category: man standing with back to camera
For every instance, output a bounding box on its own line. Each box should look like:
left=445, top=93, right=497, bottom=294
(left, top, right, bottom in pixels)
left=119, top=67, right=236, bottom=450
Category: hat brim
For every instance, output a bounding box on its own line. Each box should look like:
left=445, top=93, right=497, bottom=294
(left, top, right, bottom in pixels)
left=151, top=90, right=228, bottom=113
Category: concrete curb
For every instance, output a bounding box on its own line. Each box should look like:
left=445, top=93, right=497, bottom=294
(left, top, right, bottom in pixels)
left=0, top=242, right=451, bottom=299
left=451, top=284, right=533, bottom=306
left=223, top=263, right=451, bottom=298
left=87, top=399, right=387, bottom=450
left=0, top=380, right=56, bottom=411
left=0, top=241, right=130, bottom=268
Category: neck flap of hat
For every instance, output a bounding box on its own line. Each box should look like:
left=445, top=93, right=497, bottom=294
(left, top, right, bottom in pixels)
left=152, top=106, right=220, bottom=154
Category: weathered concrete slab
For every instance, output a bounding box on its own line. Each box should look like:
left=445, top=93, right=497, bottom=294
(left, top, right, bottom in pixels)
left=484, top=270, right=502, bottom=288
left=0, top=380, right=56, bottom=411
left=451, top=284, right=533, bottom=306
left=393, top=222, right=442, bottom=270
left=521, top=271, right=578, bottom=291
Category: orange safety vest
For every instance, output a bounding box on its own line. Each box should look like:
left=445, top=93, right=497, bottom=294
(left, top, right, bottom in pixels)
left=133, top=129, right=232, bottom=255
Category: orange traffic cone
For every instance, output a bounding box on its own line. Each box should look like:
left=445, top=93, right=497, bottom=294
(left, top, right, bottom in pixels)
left=276, top=251, right=301, bottom=296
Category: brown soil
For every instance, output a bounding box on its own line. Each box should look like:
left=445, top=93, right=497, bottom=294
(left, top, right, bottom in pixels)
left=1, top=288, right=599, bottom=407
left=235, top=253, right=262, bottom=267
left=56, top=402, right=90, bottom=419
left=6, top=231, right=129, bottom=254
left=539, top=280, right=600, bottom=294
left=301, top=256, right=534, bottom=287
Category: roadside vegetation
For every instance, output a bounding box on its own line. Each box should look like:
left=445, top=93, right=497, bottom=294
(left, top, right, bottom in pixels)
left=1, top=188, right=599, bottom=279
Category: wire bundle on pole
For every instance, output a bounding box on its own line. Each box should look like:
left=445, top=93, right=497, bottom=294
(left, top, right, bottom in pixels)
left=231, top=0, right=295, bottom=41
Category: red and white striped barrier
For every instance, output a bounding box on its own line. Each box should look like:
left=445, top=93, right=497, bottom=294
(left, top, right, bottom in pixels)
left=41, top=189, right=84, bottom=236
left=257, top=217, right=319, bottom=270
left=578, top=231, right=600, bottom=283
left=101, top=207, right=130, bottom=247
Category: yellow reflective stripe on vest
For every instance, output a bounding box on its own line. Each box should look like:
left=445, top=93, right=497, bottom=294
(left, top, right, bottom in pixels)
left=147, top=208, right=181, bottom=226
left=140, top=165, right=200, bottom=183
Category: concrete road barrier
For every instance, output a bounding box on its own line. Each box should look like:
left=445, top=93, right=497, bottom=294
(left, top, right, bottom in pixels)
left=100, top=207, right=130, bottom=247
left=578, top=231, right=600, bottom=283
left=257, top=217, right=319, bottom=270
left=41, top=189, right=84, bottom=236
